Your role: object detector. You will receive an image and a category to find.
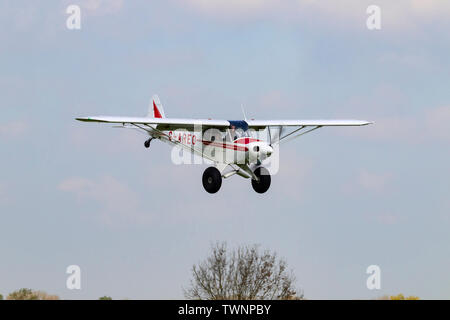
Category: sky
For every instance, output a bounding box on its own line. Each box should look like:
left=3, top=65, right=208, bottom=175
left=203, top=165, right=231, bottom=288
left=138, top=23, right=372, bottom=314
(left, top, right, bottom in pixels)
left=0, top=0, right=450, bottom=300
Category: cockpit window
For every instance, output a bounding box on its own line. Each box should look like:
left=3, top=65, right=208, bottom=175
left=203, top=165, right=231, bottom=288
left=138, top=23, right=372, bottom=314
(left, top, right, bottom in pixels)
left=227, top=127, right=248, bottom=141
left=226, top=120, right=249, bottom=141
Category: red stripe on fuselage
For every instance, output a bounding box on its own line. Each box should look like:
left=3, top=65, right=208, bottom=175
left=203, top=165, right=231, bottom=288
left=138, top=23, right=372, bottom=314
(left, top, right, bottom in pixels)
left=233, top=137, right=260, bottom=144
left=201, top=140, right=248, bottom=152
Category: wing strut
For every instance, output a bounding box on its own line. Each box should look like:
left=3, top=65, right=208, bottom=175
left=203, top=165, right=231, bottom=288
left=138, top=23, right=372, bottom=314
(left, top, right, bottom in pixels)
left=274, top=125, right=322, bottom=145
left=131, top=123, right=218, bottom=163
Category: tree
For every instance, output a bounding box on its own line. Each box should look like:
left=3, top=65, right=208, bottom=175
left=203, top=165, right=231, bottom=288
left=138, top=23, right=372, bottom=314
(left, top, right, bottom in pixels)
left=7, top=288, right=59, bottom=300
left=184, top=242, right=302, bottom=300
left=7, top=288, right=38, bottom=300
left=376, top=294, right=420, bottom=300
left=99, top=296, right=113, bottom=300
left=0, top=293, right=3, bottom=300
left=389, top=294, right=420, bottom=300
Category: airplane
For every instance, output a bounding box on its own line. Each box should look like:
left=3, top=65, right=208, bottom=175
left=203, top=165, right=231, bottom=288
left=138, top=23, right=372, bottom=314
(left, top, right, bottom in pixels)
left=76, top=95, right=372, bottom=194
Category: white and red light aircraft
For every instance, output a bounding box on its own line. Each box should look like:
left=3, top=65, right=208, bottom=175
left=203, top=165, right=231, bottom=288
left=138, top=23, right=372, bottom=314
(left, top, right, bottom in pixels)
left=76, top=95, right=372, bottom=194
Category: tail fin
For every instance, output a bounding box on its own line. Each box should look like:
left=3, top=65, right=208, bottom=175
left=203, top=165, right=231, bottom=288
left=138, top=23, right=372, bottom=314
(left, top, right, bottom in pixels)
left=148, top=94, right=165, bottom=118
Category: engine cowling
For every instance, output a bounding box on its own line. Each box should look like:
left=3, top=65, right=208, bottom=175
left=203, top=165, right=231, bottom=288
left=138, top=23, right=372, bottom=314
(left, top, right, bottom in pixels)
left=248, top=142, right=273, bottom=163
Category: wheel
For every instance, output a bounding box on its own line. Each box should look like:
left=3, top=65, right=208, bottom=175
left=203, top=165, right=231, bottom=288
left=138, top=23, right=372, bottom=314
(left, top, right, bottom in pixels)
left=144, top=138, right=151, bottom=148
left=202, top=167, right=222, bottom=194
left=251, top=167, right=271, bottom=193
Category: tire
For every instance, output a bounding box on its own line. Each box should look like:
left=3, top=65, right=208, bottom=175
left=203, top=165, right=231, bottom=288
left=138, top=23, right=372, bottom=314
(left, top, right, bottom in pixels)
left=251, top=167, right=271, bottom=193
left=202, top=167, right=222, bottom=194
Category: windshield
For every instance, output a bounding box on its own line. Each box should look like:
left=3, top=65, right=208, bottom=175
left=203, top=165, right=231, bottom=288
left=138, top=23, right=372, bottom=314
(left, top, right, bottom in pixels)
left=226, top=127, right=248, bottom=142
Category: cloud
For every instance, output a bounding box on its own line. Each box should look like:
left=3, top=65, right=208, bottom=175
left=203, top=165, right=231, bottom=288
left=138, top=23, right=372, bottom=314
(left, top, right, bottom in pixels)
left=372, top=212, right=399, bottom=225
left=0, top=2, right=39, bottom=32
left=0, top=182, right=7, bottom=204
left=182, top=0, right=450, bottom=31
left=410, top=0, right=450, bottom=16
left=138, top=162, right=248, bottom=223
left=357, top=170, right=392, bottom=192
left=377, top=52, right=433, bottom=71
left=82, top=0, right=124, bottom=15
left=256, top=90, right=297, bottom=113
left=276, top=149, right=314, bottom=200
left=342, top=169, right=392, bottom=195
left=59, top=175, right=152, bottom=226
left=62, top=0, right=124, bottom=16
left=184, top=0, right=275, bottom=15
left=424, top=106, right=450, bottom=141
left=69, top=126, right=144, bottom=154
left=12, top=3, right=38, bottom=31
left=339, top=106, right=450, bottom=144
left=0, top=121, right=28, bottom=139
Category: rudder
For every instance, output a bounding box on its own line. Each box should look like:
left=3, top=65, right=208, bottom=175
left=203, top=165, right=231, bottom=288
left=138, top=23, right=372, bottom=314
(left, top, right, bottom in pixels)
left=148, top=94, right=165, bottom=118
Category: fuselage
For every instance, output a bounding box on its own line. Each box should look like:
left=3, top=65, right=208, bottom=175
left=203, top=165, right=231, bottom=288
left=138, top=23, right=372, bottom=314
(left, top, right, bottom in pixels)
left=153, top=127, right=273, bottom=165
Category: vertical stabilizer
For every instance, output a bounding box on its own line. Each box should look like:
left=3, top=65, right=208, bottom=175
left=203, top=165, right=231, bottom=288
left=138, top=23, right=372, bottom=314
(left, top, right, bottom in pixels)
left=148, top=94, right=165, bottom=118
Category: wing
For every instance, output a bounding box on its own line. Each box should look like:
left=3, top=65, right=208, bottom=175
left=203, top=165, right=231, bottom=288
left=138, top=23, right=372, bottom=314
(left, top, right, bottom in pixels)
left=76, top=115, right=230, bottom=163
left=76, top=116, right=230, bottom=131
left=246, top=119, right=373, bottom=145
left=246, top=119, right=372, bottom=129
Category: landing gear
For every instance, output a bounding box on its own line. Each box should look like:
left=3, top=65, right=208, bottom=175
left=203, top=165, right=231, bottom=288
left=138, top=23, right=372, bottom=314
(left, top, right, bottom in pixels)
left=202, top=167, right=222, bottom=194
left=251, top=167, right=271, bottom=193
left=144, top=138, right=153, bottom=148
